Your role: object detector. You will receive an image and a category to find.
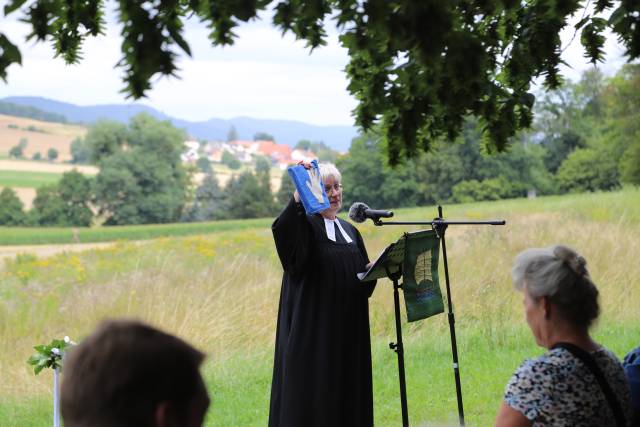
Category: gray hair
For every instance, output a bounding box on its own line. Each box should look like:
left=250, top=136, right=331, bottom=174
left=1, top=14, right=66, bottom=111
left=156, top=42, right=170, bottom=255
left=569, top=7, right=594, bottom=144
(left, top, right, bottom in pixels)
left=512, top=244, right=599, bottom=328
left=318, top=162, right=342, bottom=184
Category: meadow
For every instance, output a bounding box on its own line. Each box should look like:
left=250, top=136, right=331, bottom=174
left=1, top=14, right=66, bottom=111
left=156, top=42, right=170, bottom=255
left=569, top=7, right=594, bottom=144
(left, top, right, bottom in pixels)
left=1, top=188, right=639, bottom=426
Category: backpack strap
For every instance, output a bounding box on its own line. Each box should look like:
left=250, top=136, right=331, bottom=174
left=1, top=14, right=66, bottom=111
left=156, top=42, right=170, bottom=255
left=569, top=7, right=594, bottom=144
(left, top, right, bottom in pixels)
left=552, top=342, right=626, bottom=427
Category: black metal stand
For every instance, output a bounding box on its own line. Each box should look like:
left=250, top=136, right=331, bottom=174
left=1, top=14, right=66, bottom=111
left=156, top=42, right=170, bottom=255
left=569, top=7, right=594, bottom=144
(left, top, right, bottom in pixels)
left=374, top=206, right=505, bottom=427
left=386, top=266, right=409, bottom=427
left=433, top=206, right=465, bottom=426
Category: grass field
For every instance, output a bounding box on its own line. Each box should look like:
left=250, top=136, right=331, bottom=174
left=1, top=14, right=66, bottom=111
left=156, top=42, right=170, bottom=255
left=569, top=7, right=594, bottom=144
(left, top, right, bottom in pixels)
left=0, top=188, right=639, bottom=426
left=0, top=170, right=63, bottom=188
left=0, top=217, right=272, bottom=245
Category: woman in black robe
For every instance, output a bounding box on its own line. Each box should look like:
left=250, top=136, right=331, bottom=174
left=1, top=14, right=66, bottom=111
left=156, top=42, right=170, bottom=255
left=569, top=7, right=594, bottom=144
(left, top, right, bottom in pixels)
left=268, top=162, right=376, bottom=427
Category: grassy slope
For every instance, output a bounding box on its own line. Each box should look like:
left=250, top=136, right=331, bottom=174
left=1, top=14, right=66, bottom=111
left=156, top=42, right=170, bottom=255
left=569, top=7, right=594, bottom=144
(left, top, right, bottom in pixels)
left=0, top=188, right=638, bottom=426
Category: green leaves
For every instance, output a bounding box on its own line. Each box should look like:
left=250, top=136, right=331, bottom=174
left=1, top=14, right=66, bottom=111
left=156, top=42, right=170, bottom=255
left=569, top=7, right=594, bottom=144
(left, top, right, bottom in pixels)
left=27, top=338, right=74, bottom=375
left=3, top=0, right=28, bottom=16
left=607, top=1, right=640, bottom=59
left=2, top=0, right=639, bottom=164
left=0, top=34, right=21, bottom=82
left=117, top=0, right=191, bottom=98
left=581, top=17, right=607, bottom=64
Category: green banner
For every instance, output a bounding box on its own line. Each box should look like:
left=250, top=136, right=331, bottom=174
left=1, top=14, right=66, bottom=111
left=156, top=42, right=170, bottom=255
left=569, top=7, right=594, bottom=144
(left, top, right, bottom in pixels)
left=402, top=230, right=444, bottom=322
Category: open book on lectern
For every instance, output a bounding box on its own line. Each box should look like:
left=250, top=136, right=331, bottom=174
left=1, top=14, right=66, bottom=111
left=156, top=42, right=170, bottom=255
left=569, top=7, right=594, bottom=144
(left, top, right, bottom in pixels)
left=357, top=234, right=408, bottom=282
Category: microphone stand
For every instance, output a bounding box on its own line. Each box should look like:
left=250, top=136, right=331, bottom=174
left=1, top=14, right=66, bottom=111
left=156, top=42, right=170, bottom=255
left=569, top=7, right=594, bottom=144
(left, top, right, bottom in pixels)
left=373, top=205, right=505, bottom=427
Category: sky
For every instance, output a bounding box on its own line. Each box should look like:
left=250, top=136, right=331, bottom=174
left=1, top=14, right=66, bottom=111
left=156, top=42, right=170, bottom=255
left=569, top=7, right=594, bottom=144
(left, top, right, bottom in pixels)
left=0, top=3, right=631, bottom=126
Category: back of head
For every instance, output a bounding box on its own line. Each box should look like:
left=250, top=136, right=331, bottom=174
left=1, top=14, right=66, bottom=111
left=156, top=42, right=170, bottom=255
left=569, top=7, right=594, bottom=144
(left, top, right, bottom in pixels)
left=61, top=319, right=208, bottom=427
left=512, top=244, right=600, bottom=329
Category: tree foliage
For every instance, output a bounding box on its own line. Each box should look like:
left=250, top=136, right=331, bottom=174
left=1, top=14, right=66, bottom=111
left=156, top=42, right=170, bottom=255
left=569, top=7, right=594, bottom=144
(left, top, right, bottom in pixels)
left=224, top=172, right=277, bottom=219
left=276, top=169, right=296, bottom=207
left=70, top=136, right=91, bottom=164
left=556, top=147, right=619, bottom=192
left=47, top=147, right=58, bottom=161
left=227, top=125, right=238, bottom=142
left=196, top=156, right=213, bottom=174
left=91, top=114, right=189, bottom=225
left=30, top=171, right=93, bottom=226
left=336, top=133, right=422, bottom=209
left=0, top=187, right=26, bottom=225
left=4, top=1, right=639, bottom=164
left=254, top=156, right=272, bottom=174
left=295, top=139, right=340, bottom=162
left=0, top=101, right=67, bottom=123
left=221, top=150, right=241, bottom=170
left=185, top=173, right=226, bottom=221
left=620, top=141, right=640, bottom=186
left=82, top=120, right=129, bottom=164
left=254, top=132, right=275, bottom=141
left=534, top=64, right=640, bottom=191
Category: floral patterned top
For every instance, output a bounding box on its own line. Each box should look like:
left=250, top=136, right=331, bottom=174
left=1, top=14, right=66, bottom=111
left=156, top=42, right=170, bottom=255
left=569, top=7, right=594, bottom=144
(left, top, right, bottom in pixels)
left=505, top=347, right=633, bottom=426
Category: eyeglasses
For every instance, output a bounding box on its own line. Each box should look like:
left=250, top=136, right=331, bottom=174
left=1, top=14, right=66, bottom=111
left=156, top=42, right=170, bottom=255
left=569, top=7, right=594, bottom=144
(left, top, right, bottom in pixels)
left=324, top=183, right=342, bottom=194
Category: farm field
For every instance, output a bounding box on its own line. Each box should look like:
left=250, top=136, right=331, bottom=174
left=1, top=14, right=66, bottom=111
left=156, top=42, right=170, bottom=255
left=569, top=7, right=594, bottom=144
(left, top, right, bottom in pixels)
left=0, top=170, right=64, bottom=188
left=0, top=115, right=87, bottom=162
left=0, top=188, right=639, bottom=426
left=0, top=159, right=98, bottom=175
left=0, top=159, right=100, bottom=208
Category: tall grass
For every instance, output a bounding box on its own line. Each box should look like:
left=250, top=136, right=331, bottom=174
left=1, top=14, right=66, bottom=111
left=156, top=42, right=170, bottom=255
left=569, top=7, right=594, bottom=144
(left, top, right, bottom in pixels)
left=1, top=188, right=639, bottom=426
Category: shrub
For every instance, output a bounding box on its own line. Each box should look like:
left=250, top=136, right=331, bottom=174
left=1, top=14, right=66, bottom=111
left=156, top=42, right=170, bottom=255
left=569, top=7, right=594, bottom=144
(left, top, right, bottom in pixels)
left=47, top=148, right=59, bottom=161
left=556, top=148, right=619, bottom=192
left=451, top=177, right=518, bottom=203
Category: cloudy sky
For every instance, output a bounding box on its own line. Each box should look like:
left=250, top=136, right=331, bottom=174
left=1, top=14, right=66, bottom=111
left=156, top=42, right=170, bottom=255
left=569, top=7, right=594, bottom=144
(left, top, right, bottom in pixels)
left=0, top=4, right=629, bottom=126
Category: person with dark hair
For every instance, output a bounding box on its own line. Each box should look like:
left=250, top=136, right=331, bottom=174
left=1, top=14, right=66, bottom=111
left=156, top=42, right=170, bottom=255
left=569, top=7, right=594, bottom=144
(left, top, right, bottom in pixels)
left=61, top=319, right=210, bottom=427
left=495, top=245, right=633, bottom=427
left=269, top=162, right=376, bottom=427
left=623, top=346, right=640, bottom=425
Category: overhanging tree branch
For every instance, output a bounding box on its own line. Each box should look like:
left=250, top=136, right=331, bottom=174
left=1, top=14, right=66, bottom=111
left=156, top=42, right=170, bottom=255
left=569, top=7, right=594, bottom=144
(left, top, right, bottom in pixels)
left=2, top=0, right=638, bottom=164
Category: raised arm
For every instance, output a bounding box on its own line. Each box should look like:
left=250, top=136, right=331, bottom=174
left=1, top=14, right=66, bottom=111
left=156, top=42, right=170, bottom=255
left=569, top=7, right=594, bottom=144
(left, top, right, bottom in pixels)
left=272, top=197, right=313, bottom=276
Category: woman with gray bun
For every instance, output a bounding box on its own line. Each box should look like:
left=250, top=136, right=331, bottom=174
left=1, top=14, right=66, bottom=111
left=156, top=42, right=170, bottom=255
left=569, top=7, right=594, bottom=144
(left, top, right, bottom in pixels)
left=495, top=245, right=633, bottom=427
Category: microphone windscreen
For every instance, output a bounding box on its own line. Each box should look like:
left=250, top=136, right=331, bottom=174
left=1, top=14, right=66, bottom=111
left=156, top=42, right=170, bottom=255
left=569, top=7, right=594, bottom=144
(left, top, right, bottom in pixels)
left=349, top=202, right=369, bottom=223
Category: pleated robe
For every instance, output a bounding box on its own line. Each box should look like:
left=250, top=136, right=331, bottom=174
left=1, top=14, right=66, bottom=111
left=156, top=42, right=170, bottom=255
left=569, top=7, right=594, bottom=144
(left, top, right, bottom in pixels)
left=268, top=198, right=376, bottom=427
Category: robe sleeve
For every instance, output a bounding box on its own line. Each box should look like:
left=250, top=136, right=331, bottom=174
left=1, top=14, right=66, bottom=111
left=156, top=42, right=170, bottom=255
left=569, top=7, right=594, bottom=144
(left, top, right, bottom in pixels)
left=354, top=227, right=377, bottom=298
left=272, top=197, right=313, bottom=275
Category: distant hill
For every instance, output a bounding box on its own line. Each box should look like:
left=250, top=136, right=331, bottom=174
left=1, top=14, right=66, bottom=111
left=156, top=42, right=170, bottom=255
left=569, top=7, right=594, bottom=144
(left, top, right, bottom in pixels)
left=2, top=96, right=358, bottom=151
left=0, top=101, right=68, bottom=123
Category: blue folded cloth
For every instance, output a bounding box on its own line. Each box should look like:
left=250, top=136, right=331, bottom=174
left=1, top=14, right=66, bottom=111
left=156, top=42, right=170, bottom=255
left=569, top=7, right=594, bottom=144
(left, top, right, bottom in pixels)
left=287, top=160, right=330, bottom=214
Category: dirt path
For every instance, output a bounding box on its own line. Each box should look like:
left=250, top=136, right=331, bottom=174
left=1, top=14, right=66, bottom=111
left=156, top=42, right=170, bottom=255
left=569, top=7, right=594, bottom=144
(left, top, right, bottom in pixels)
left=0, top=242, right=116, bottom=260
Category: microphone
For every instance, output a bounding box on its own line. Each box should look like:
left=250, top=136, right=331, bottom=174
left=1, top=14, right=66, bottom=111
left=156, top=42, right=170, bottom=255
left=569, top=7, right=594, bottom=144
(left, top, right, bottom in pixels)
left=348, top=202, right=394, bottom=223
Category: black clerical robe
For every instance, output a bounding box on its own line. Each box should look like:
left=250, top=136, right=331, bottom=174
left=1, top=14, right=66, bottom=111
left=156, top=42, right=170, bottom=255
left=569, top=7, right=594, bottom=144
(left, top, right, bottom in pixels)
left=268, top=198, right=376, bottom=427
